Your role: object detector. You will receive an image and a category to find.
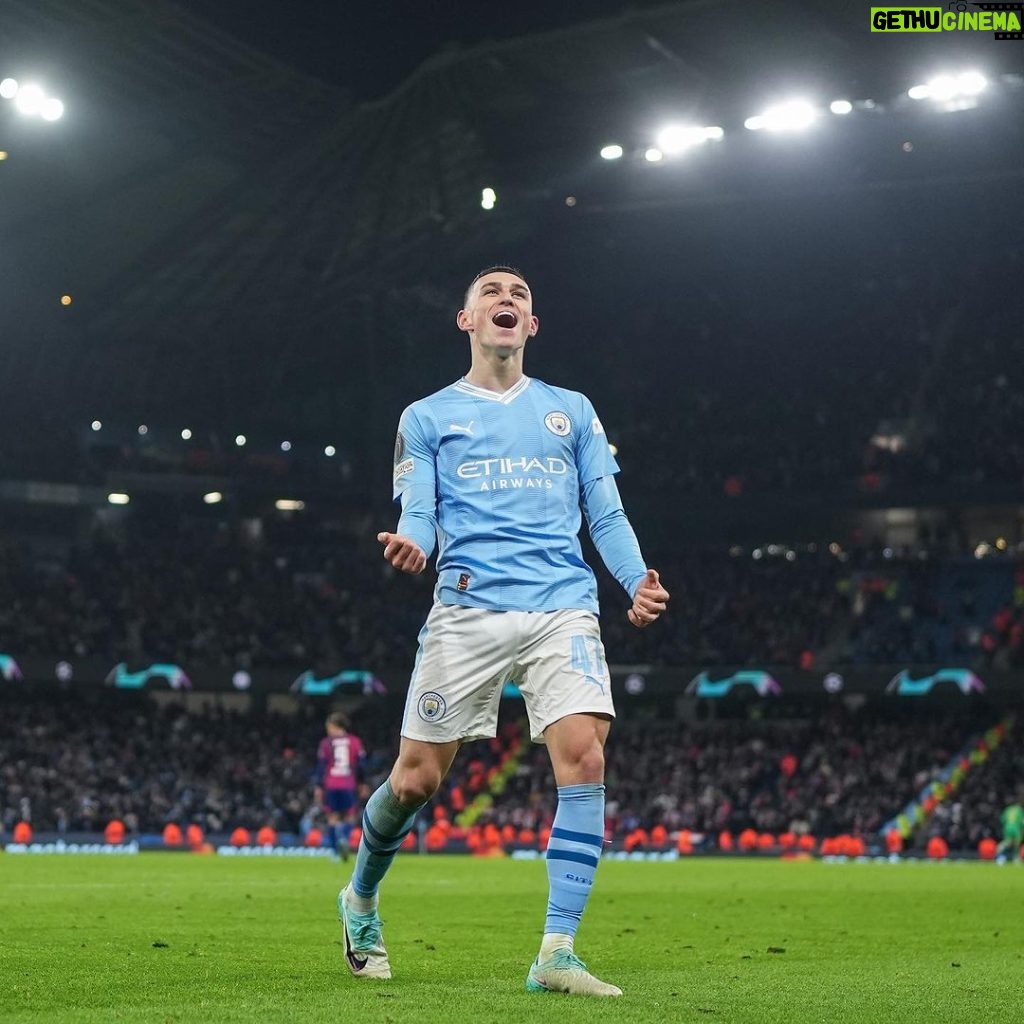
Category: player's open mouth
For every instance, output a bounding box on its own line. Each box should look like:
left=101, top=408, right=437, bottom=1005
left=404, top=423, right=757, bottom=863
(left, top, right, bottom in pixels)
left=491, top=310, right=518, bottom=329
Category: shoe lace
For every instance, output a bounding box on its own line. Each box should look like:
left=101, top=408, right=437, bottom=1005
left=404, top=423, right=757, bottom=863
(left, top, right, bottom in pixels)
left=349, top=909, right=382, bottom=950
left=551, top=950, right=588, bottom=972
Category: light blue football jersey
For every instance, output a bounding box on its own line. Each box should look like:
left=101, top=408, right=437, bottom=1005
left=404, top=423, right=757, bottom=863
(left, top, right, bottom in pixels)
left=392, top=376, right=621, bottom=613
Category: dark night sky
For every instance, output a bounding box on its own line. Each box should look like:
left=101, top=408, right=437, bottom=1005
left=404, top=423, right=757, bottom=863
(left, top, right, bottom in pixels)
left=174, top=0, right=671, bottom=100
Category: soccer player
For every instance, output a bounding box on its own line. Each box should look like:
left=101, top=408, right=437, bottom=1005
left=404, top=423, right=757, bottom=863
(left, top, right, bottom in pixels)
left=338, top=265, right=669, bottom=996
left=998, top=797, right=1023, bottom=862
left=315, top=711, right=365, bottom=860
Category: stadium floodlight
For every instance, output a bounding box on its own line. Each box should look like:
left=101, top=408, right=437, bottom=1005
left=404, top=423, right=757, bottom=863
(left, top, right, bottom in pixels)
left=0, top=77, right=17, bottom=99
left=599, top=144, right=623, bottom=160
left=203, top=491, right=223, bottom=505
left=704, top=126, right=724, bottom=141
left=655, top=124, right=723, bottom=154
left=830, top=100, right=853, bottom=115
left=91, top=420, right=102, bottom=432
left=745, top=100, right=819, bottom=132
left=481, top=187, right=496, bottom=210
left=644, top=147, right=664, bottom=162
left=40, top=97, right=64, bottom=121
left=280, top=441, right=292, bottom=452
left=656, top=125, right=704, bottom=154
left=275, top=499, right=305, bottom=512
left=107, top=493, right=130, bottom=506
left=14, top=83, right=44, bottom=116
left=927, top=74, right=959, bottom=102
left=324, top=445, right=336, bottom=457
left=909, top=71, right=988, bottom=106
left=181, top=428, right=192, bottom=440
left=137, top=424, right=148, bottom=436
left=234, top=434, right=247, bottom=447
left=956, top=71, right=987, bottom=95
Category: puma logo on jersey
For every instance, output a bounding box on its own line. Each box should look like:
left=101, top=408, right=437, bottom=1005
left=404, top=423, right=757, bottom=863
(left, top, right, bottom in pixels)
left=448, top=422, right=474, bottom=435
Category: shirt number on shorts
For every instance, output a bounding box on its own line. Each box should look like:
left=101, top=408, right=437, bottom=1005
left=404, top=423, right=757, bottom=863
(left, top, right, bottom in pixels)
left=570, top=635, right=607, bottom=694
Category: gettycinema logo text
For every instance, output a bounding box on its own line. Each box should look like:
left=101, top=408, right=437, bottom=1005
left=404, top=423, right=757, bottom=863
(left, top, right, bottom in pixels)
left=871, top=3, right=1023, bottom=37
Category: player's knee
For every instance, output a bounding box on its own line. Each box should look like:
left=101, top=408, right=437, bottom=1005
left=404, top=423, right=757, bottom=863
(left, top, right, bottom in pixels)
left=577, top=744, right=605, bottom=781
left=561, top=742, right=604, bottom=783
left=391, top=768, right=441, bottom=807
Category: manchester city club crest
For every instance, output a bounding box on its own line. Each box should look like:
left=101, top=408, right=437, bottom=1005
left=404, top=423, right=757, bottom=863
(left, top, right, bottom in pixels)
left=417, top=691, right=447, bottom=722
left=544, top=411, right=571, bottom=436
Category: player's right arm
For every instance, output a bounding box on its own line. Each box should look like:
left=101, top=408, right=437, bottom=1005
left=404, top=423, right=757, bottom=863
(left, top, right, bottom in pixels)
left=380, top=405, right=439, bottom=575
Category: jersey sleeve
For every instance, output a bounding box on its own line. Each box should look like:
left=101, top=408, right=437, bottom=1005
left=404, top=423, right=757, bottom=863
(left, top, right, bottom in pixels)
left=392, top=404, right=439, bottom=558
left=582, top=475, right=648, bottom=599
left=573, top=394, right=620, bottom=485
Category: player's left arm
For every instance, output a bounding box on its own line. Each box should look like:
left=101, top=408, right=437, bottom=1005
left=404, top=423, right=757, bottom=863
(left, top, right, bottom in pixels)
left=574, top=394, right=668, bottom=628
left=583, top=475, right=669, bottom=628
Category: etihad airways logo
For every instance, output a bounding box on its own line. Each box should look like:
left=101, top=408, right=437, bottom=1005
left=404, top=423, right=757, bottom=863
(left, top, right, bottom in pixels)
left=457, top=455, right=567, bottom=491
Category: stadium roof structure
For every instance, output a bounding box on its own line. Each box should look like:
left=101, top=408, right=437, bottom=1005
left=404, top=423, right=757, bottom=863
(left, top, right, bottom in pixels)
left=1, top=0, right=1021, bottom=436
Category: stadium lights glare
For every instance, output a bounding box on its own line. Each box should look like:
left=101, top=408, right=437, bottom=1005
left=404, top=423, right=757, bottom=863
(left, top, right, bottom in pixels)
left=13, top=83, right=44, bottom=116
left=137, top=424, right=148, bottom=436
left=4, top=78, right=65, bottom=120
left=744, top=100, right=818, bottom=132
left=655, top=124, right=724, bottom=155
left=181, top=428, right=192, bottom=440
left=203, top=491, right=223, bottom=505
left=908, top=71, right=987, bottom=102
left=280, top=441, right=292, bottom=452
left=644, top=147, right=664, bottom=162
left=275, top=499, right=305, bottom=512
left=107, top=493, right=130, bottom=506
left=599, top=144, right=623, bottom=160
left=324, top=445, right=336, bottom=457
left=234, top=434, right=246, bottom=447
left=40, top=97, right=64, bottom=121
left=91, top=420, right=102, bottom=432
left=830, top=100, right=853, bottom=115
left=480, top=187, right=496, bottom=210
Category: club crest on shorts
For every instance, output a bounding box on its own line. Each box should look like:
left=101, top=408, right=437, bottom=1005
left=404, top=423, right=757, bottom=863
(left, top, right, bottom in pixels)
left=544, top=411, right=571, bottom=436
left=417, top=691, right=447, bottom=723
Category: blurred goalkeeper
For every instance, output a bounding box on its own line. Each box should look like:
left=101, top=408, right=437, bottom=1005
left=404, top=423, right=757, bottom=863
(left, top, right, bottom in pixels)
left=338, top=265, right=668, bottom=997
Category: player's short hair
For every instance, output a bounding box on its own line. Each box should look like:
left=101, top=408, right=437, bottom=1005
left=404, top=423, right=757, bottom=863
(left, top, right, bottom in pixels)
left=465, top=264, right=528, bottom=306
left=326, top=710, right=350, bottom=731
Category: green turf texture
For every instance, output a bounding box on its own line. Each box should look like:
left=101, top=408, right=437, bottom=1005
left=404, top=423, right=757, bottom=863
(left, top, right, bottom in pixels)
left=1, top=854, right=1021, bottom=1023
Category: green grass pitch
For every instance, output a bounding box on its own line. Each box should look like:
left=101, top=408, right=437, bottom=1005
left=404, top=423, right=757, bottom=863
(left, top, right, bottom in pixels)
left=1, top=853, right=1022, bottom=1023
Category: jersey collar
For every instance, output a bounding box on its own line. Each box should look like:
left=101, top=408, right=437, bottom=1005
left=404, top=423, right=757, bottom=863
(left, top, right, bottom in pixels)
left=453, top=375, right=531, bottom=404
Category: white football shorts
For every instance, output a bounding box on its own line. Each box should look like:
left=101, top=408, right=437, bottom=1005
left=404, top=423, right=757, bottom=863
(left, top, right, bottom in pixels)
left=400, top=604, right=615, bottom=744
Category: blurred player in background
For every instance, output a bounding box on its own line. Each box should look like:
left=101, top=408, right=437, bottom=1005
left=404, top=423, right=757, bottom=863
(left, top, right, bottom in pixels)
left=998, top=795, right=1023, bottom=862
left=315, top=711, right=365, bottom=860
left=338, top=265, right=669, bottom=996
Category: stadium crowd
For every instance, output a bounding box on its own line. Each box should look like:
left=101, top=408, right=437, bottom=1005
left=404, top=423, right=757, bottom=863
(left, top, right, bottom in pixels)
left=2, top=522, right=1021, bottom=673
left=1, top=684, right=1017, bottom=856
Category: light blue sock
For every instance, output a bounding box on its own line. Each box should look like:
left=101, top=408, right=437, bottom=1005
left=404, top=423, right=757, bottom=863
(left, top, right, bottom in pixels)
left=544, top=783, right=605, bottom=937
left=351, top=781, right=424, bottom=899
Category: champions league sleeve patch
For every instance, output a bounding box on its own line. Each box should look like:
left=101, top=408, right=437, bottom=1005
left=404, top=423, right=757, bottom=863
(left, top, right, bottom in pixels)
left=392, top=430, right=413, bottom=481
left=457, top=573, right=470, bottom=592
